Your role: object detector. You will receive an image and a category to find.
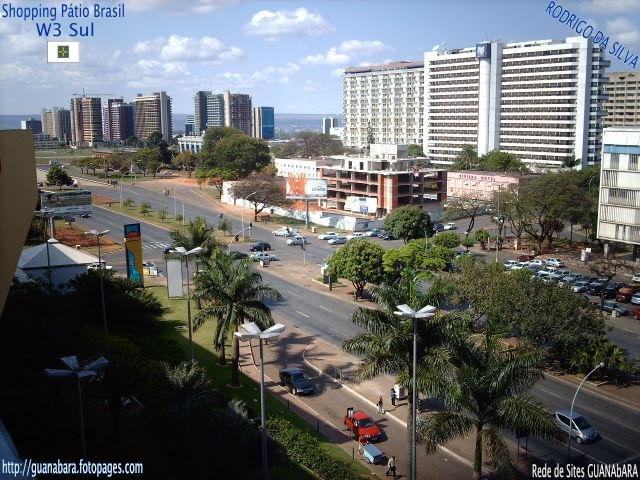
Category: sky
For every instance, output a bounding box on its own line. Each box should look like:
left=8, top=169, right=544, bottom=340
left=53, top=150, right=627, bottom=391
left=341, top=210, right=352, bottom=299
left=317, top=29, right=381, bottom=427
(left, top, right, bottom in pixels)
left=0, top=0, right=639, bottom=115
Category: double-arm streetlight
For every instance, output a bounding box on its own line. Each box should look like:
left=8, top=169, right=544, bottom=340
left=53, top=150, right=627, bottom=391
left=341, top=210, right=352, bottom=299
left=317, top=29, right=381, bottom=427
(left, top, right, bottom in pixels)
left=175, top=246, right=204, bottom=361
left=394, top=303, right=437, bottom=480
left=241, top=191, right=258, bottom=240
left=84, top=229, right=110, bottom=354
left=235, top=322, right=286, bottom=480
left=567, top=362, right=605, bottom=461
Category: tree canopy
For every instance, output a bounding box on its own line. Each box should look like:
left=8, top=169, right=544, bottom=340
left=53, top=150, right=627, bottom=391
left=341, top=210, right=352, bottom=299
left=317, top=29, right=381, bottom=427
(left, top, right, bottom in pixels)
left=203, top=133, right=271, bottom=176
left=45, top=164, right=73, bottom=189
left=133, top=147, right=162, bottom=177
left=230, top=174, right=286, bottom=221
left=200, top=126, right=243, bottom=161
left=275, top=131, right=354, bottom=158
left=383, top=206, right=433, bottom=242
left=452, top=145, right=528, bottom=173
left=407, top=144, right=424, bottom=158
left=327, top=239, right=385, bottom=300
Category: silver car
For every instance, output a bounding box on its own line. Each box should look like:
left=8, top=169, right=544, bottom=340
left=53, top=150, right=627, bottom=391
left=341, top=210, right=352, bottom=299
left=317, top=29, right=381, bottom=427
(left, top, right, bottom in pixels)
left=554, top=410, right=599, bottom=444
left=328, top=236, right=347, bottom=245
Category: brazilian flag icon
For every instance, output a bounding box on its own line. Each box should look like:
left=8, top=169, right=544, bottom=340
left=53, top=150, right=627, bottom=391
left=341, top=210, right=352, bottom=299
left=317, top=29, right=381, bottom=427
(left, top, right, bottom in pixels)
left=57, top=45, right=70, bottom=59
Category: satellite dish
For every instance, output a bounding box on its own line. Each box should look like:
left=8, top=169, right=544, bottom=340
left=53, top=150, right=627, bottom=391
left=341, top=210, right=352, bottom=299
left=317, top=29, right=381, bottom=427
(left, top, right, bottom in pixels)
left=432, top=44, right=440, bottom=51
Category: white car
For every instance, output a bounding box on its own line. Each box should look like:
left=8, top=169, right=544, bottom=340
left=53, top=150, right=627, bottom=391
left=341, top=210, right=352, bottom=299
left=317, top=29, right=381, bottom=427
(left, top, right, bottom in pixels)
left=631, top=292, right=640, bottom=305
left=87, top=262, right=113, bottom=271
left=142, top=261, right=157, bottom=270
left=328, top=236, right=347, bottom=245
left=318, top=232, right=338, bottom=240
left=251, top=252, right=278, bottom=262
left=632, top=273, right=640, bottom=283
left=286, top=235, right=307, bottom=246
left=272, top=227, right=295, bottom=237
left=544, top=257, right=565, bottom=268
left=503, top=260, right=519, bottom=269
left=527, top=259, right=544, bottom=268
left=511, top=262, right=529, bottom=271
left=443, top=223, right=458, bottom=230
left=346, top=232, right=366, bottom=241
left=364, top=229, right=382, bottom=237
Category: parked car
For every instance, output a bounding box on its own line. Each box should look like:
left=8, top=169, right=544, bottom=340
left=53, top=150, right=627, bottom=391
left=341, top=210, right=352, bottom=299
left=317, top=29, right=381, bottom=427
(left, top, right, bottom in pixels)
left=603, top=285, right=620, bottom=299
left=346, top=232, right=366, bottom=241
left=343, top=409, right=383, bottom=443
left=364, top=229, right=383, bottom=237
left=554, top=410, right=599, bottom=444
left=318, top=232, right=339, bottom=240
left=163, top=247, right=177, bottom=254
left=528, top=259, right=544, bottom=268
left=510, top=262, right=530, bottom=271
left=601, top=301, right=629, bottom=316
left=632, top=273, right=640, bottom=283
left=228, top=251, right=248, bottom=260
left=433, top=223, right=445, bottom=233
left=443, top=223, right=458, bottom=230
left=87, top=262, right=113, bottom=271
left=249, top=241, right=271, bottom=252
left=518, top=254, right=535, bottom=262
left=572, top=280, right=591, bottom=293
left=632, top=307, right=640, bottom=320
left=609, top=282, right=628, bottom=291
left=618, top=285, right=640, bottom=302
left=381, top=232, right=396, bottom=240
left=278, top=368, right=314, bottom=395
left=272, top=227, right=295, bottom=237
left=537, top=266, right=557, bottom=276
left=328, top=236, right=347, bottom=245
left=503, top=260, right=519, bottom=269
left=251, top=252, right=278, bottom=262
left=559, top=273, right=581, bottom=285
left=586, top=282, right=605, bottom=296
left=631, top=292, right=640, bottom=305
left=544, top=258, right=565, bottom=268
left=286, top=235, right=307, bottom=246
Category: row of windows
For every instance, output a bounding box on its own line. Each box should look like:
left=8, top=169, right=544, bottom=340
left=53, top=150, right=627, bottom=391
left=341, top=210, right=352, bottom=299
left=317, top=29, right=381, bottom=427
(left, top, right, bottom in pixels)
left=502, top=65, right=577, bottom=75
left=502, top=82, right=577, bottom=90
left=502, top=99, right=576, bottom=105
left=602, top=187, right=640, bottom=208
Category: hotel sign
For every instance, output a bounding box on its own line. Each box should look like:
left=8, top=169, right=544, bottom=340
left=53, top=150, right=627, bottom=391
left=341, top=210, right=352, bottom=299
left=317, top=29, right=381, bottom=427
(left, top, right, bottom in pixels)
left=457, top=173, right=496, bottom=182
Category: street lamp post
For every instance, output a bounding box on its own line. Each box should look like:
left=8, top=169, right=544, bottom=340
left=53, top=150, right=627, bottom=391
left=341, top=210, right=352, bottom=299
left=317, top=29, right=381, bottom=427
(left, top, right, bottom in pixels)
left=85, top=229, right=110, bottom=354
left=567, top=362, right=605, bottom=462
left=172, top=189, right=185, bottom=225
left=394, top=303, right=437, bottom=480
left=175, top=246, right=204, bottom=361
left=235, top=322, right=286, bottom=480
left=241, top=191, right=258, bottom=241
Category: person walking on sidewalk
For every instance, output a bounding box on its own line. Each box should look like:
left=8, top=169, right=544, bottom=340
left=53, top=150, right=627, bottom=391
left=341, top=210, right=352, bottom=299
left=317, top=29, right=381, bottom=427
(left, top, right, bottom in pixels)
left=386, top=456, right=396, bottom=478
left=377, top=396, right=385, bottom=414
left=390, top=387, right=396, bottom=408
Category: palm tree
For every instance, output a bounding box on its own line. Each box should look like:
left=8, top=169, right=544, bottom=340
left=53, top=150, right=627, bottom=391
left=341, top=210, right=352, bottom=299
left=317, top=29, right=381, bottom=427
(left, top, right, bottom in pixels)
left=169, top=216, right=218, bottom=257
left=416, top=334, right=559, bottom=479
left=193, top=249, right=282, bottom=387
left=342, top=269, right=461, bottom=472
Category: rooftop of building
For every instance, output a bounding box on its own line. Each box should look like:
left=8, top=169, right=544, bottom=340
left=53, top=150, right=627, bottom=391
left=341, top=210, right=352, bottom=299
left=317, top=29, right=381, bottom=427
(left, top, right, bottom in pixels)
left=447, top=170, right=538, bottom=178
left=344, top=61, right=424, bottom=74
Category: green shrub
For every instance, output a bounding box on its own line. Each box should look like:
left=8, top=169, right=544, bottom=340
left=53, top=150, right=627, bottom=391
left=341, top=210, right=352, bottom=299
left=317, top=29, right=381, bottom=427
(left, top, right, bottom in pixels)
left=267, top=416, right=365, bottom=480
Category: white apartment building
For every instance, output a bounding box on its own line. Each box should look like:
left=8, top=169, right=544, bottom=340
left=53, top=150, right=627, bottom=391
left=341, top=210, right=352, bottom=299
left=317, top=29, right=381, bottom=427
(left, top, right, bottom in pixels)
left=597, top=127, right=640, bottom=257
left=343, top=61, right=424, bottom=149
left=274, top=157, right=337, bottom=179
left=424, top=37, right=609, bottom=169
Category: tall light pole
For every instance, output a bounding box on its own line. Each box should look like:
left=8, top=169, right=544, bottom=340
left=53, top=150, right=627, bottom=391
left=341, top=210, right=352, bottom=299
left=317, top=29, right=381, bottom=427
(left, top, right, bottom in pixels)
left=235, top=322, right=286, bottom=480
left=175, top=246, right=204, bottom=361
left=394, top=303, right=437, bottom=480
left=172, top=189, right=185, bottom=225
left=85, top=229, right=110, bottom=354
left=567, top=362, right=604, bottom=462
left=241, top=191, right=258, bottom=240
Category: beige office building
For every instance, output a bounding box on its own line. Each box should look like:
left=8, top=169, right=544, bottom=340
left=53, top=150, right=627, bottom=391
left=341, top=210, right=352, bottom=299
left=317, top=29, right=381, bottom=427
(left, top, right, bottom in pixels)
left=41, top=107, right=71, bottom=142
left=223, top=90, right=252, bottom=135
left=135, top=91, right=173, bottom=143
left=604, top=72, right=640, bottom=127
left=70, top=96, right=103, bottom=147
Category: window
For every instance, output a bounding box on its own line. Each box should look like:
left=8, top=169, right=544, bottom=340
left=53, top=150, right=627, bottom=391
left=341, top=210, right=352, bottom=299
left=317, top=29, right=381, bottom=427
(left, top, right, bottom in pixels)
left=629, top=154, right=639, bottom=171
left=610, top=153, right=620, bottom=169
left=557, top=414, right=570, bottom=426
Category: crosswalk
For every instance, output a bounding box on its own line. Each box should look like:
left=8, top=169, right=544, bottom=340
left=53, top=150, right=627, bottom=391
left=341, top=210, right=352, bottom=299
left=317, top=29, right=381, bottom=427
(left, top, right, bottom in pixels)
left=142, top=241, right=171, bottom=251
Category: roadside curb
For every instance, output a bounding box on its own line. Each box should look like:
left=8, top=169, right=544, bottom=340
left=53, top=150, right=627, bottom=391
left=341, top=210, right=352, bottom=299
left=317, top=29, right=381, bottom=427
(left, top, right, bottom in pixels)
left=92, top=204, right=175, bottom=233
left=546, top=372, right=640, bottom=412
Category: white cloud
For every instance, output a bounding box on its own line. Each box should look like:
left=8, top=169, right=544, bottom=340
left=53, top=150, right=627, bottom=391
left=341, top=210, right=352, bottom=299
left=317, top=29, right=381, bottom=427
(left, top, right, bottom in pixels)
left=127, top=0, right=241, bottom=13
left=244, top=7, right=333, bottom=36
left=133, top=35, right=243, bottom=64
left=331, top=67, right=345, bottom=76
left=581, top=0, right=640, bottom=13
left=302, top=80, right=321, bottom=92
left=280, top=76, right=290, bottom=84
left=302, top=39, right=392, bottom=66
left=605, top=17, right=640, bottom=45
left=5, top=31, right=44, bottom=55
left=133, top=38, right=165, bottom=54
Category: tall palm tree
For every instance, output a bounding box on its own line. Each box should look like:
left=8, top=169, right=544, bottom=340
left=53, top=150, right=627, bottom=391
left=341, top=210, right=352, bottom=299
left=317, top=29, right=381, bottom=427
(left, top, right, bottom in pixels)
left=416, top=334, right=559, bottom=479
left=193, top=249, right=282, bottom=387
left=342, top=269, right=461, bottom=473
left=169, top=216, right=218, bottom=257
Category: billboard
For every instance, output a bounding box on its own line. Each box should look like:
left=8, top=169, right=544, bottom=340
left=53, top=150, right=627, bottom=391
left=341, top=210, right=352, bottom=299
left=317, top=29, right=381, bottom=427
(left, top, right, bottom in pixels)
left=286, top=177, right=328, bottom=199
left=40, top=190, right=92, bottom=216
left=345, top=196, right=378, bottom=214
left=124, top=223, right=144, bottom=287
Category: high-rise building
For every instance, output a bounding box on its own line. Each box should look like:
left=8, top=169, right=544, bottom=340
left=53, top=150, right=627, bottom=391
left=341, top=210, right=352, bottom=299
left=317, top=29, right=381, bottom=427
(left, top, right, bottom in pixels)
left=20, top=118, right=42, bottom=133
left=41, top=107, right=71, bottom=142
left=604, top=72, right=640, bottom=127
left=223, top=90, right=252, bottom=135
left=322, top=117, right=339, bottom=135
left=135, top=91, right=172, bottom=143
left=194, top=91, right=225, bottom=134
left=103, top=98, right=134, bottom=142
left=193, top=91, right=209, bottom=135
left=185, top=114, right=195, bottom=136
left=343, top=61, right=424, bottom=148
left=424, top=37, right=608, bottom=169
left=597, top=127, right=640, bottom=259
left=70, top=96, right=103, bottom=146
left=252, top=106, right=275, bottom=139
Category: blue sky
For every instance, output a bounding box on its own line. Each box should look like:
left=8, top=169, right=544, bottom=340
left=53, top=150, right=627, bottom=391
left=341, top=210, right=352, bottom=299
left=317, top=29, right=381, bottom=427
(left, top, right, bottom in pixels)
left=0, top=0, right=639, bottom=114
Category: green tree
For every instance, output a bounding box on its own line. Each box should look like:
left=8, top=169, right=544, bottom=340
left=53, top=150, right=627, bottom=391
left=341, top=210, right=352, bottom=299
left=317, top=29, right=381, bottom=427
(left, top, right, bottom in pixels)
left=444, top=194, right=489, bottom=234
left=140, top=202, right=151, bottom=217
left=588, top=256, right=633, bottom=309
left=46, top=164, right=73, bottom=189
left=173, top=151, right=199, bottom=178
left=384, top=206, right=433, bottom=243
left=193, top=250, right=282, bottom=387
left=147, top=131, right=171, bottom=163
left=230, top=174, right=286, bottom=221
left=159, top=208, right=167, bottom=222
left=217, top=217, right=232, bottom=235
left=417, top=334, right=558, bottom=479
left=461, top=236, right=475, bottom=251
left=169, top=216, right=218, bottom=257
left=407, top=144, right=424, bottom=158
left=492, top=185, right=529, bottom=249
left=433, top=232, right=461, bottom=249
left=451, top=144, right=479, bottom=171
left=327, top=239, right=385, bottom=300
left=132, top=147, right=162, bottom=177
left=122, top=197, right=134, bottom=209
left=260, top=163, right=278, bottom=176
left=479, top=150, right=529, bottom=173
left=211, top=135, right=271, bottom=175
left=473, top=229, right=490, bottom=250
left=200, top=126, right=243, bottom=161
left=205, top=167, right=239, bottom=196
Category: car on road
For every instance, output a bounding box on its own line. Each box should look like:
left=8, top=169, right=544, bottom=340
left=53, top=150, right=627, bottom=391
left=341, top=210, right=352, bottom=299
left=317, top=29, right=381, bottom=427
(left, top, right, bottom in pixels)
left=272, top=227, right=295, bottom=237
left=142, top=261, right=157, bottom=270
left=228, top=251, right=248, bottom=260
left=433, top=223, right=445, bottom=233
left=251, top=252, right=278, bottom=262
left=80, top=213, right=91, bottom=218
left=346, top=232, right=366, bottom=241
left=249, top=241, right=272, bottom=252
left=278, top=368, right=315, bottom=395
left=343, top=408, right=383, bottom=443
left=328, top=236, right=347, bottom=245
left=554, top=410, right=599, bottom=444
left=443, top=223, right=458, bottom=230
left=318, top=232, right=339, bottom=240
left=544, top=258, right=565, bottom=268
left=87, top=262, right=113, bottom=271
left=286, top=235, right=307, bottom=246
left=632, top=292, right=640, bottom=305
left=601, top=301, right=629, bottom=316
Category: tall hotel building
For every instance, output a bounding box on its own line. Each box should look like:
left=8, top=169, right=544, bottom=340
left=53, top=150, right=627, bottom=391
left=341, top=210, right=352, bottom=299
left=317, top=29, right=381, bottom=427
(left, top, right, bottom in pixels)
left=41, top=107, right=71, bottom=142
left=223, top=90, right=252, bottom=135
left=70, top=96, right=103, bottom=147
left=604, top=72, right=640, bottom=127
left=343, top=61, right=424, bottom=149
left=424, top=37, right=609, bottom=169
left=135, top=91, right=173, bottom=143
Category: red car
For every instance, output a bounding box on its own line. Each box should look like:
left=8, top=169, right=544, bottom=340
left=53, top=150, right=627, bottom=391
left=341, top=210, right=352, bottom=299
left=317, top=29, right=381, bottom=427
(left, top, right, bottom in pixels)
left=343, top=408, right=383, bottom=442
left=633, top=307, right=640, bottom=321
left=518, top=254, right=535, bottom=262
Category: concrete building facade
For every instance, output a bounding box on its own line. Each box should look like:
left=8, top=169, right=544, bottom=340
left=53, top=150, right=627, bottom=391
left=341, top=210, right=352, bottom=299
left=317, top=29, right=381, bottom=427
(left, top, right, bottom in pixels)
left=102, top=98, right=133, bottom=142
left=20, top=118, right=42, bottom=133
left=274, top=157, right=337, bottom=179
left=178, top=135, right=204, bottom=154
left=70, top=96, right=103, bottom=147
left=194, top=91, right=225, bottom=134
left=223, top=90, right=252, bottom=135
left=252, top=106, right=275, bottom=139
left=135, top=91, right=172, bottom=143
left=41, top=107, right=71, bottom=142
left=604, top=72, right=640, bottom=127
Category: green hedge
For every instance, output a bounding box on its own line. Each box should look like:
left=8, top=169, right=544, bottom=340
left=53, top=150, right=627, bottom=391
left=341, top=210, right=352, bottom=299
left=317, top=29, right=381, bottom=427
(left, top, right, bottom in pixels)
left=267, top=416, right=366, bottom=480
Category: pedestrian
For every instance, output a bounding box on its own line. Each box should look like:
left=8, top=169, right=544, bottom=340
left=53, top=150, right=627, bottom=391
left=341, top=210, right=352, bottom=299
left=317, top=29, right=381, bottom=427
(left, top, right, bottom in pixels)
left=390, top=387, right=397, bottom=407
left=386, top=456, right=396, bottom=477
left=377, top=396, right=384, bottom=414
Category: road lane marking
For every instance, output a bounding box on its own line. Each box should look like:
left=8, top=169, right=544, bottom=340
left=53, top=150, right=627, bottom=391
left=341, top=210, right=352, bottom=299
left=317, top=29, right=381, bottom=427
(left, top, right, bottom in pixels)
left=296, top=310, right=310, bottom=318
left=287, top=290, right=300, bottom=297
left=599, top=434, right=636, bottom=453
left=318, top=305, right=332, bottom=312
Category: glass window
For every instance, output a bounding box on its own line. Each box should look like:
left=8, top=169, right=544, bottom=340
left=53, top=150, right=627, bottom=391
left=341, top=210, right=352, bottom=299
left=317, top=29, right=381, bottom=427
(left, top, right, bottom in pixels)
left=629, top=154, right=638, bottom=171
left=610, top=153, right=620, bottom=169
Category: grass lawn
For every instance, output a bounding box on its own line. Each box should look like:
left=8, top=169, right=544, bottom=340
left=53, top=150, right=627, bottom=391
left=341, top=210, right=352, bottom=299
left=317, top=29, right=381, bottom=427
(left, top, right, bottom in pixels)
left=149, top=285, right=368, bottom=478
